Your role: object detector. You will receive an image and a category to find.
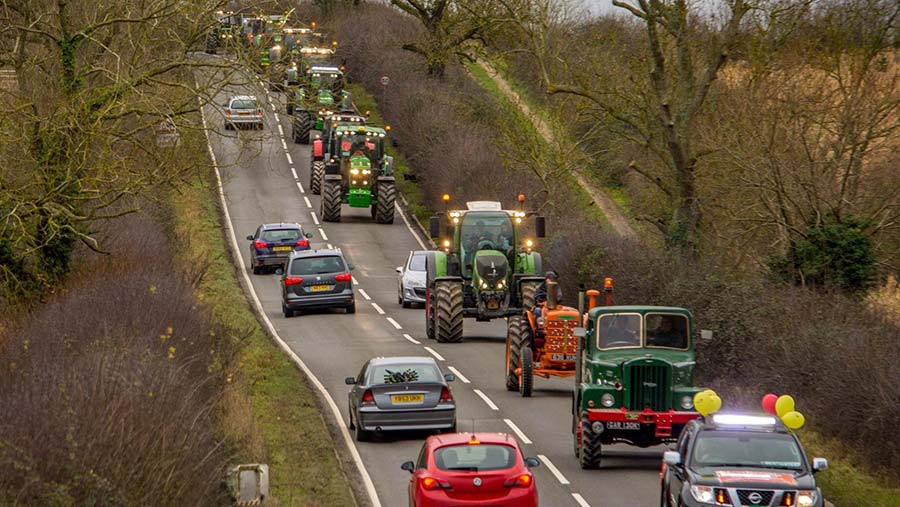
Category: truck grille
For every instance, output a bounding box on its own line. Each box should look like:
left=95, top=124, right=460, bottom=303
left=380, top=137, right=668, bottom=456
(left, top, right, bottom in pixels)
left=627, top=363, right=670, bottom=412
left=737, top=490, right=774, bottom=506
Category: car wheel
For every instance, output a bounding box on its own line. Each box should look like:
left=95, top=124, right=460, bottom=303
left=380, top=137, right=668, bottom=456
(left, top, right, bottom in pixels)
left=252, top=265, right=261, bottom=275
left=348, top=405, right=356, bottom=430
left=346, top=301, right=356, bottom=314
left=402, top=298, right=411, bottom=309
left=224, top=122, right=232, bottom=130
left=355, top=424, right=372, bottom=442
left=282, top=303, right=293, bottom=318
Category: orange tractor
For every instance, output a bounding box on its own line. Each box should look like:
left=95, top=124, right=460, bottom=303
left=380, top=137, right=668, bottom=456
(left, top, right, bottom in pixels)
left=505, top=280, right=613, bottom=396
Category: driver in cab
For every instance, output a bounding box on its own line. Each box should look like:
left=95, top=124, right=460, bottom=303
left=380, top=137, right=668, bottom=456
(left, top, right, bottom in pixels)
left=600, top=315, right=640, bottom=348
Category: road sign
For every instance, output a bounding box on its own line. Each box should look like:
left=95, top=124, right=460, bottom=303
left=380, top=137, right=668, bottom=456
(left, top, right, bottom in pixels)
left=380, top=76, right=390, bottom=86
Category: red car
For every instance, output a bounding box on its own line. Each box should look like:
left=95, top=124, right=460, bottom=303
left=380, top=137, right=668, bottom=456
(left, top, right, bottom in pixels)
left=401, top=432, right=540, bottom=507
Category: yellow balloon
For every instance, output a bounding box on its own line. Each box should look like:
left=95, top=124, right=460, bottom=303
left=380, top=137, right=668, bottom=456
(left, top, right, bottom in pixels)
left=782, top=411, right=805, bottom=430
left=775, top=395, right=795, bottom=418
left=708, top=394, right=722, bottom=415
left=694, top=391, right=716, bottom=416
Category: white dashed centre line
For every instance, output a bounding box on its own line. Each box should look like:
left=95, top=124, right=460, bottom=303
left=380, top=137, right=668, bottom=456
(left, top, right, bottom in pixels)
left=296, top=181, right=305, bottom=193
left=318, top=228, right=328, bottom=241
left=358, top=289, right=371, bottom=301
left=281, top=139, right=288, bottom=150
left=386, top=317, right=402, bottom=330
left=572, top=493, right=591, bottom=507
left=504, top=419, right=532, bottom=444
left=371, top=302, right=385, bottom=315
left=473, top=389, right=498, bottom=410
left=291, top=167, right=298, bottom=179
left=277, top=124, right=284, bottom=136
left=286, top=153, right=293, bottom=165
left=273, top=112, right=279, bottom=122
left=403, top=333, right=421, bottom=345
left=310, top=212, right=320, bottom=225
left=538, top=455, right=570, bottom=485
left=303, top=196, right=312, bottom=208
left=447, top=366, right=469, bottom=383
left=326, top=243, right=333, bottom=249
left=423, top=346, right=445, bottom=362
left=351, top=276, right=359, bottom=285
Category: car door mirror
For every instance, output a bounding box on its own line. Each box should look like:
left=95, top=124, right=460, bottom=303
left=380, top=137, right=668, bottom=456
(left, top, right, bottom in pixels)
left=523, top=457, right=540, bottom=468
left=344, top=377, right=357, bottom=385
left=246, top=234, right=255, bottom=241
left=400, top=461, right=415, bottom=473
left=274, top=267, right=284, bottom=276
left=443, top=373, right=455, bottom=382
left=663, top=451, right=681, bottom=467
left=396, top=266, right=403, bottom=273
left=347, top=263, right=354, bottom=271
left=812, top=457, right=828, bottom=473
left=305, top=232, right=313, bottom=239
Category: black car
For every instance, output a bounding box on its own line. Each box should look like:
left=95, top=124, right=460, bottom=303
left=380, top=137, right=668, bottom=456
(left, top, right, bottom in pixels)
left=660, top=414, right=828, bottom=507
left=246, top=223, right=313, bottom=274
left=281, top=249, right=355, bottom=317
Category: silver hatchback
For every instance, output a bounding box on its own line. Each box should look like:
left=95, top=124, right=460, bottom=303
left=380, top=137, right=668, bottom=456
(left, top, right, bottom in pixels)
left=397, top=250, right=428, bottom=307
left=224, top=95, right=263, bottom=130
left=345, top=356, right=456, bottom=441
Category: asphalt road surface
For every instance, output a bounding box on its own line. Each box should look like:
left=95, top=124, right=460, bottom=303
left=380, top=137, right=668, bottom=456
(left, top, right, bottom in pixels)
left=203, top=69, right=664, bottom=507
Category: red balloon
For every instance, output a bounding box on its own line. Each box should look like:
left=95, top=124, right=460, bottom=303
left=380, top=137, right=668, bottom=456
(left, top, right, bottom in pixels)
left=762, top=394, right=778, bottom=414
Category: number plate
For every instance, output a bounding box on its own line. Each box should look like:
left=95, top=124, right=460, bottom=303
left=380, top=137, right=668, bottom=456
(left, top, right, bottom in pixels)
left=487, top=300, right=499, bottom=309
left=309, top=285, right=333, bottom=292
left=605, top=421, right=641, bottom=430
left=391, top=394, right=424, bottom=404
left=273, top=246, right=291, bottom=252
left=551, top=353, right=577, bottom=361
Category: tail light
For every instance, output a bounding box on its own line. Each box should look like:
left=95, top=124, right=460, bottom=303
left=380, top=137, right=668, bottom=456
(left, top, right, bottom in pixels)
left=254, top=240, right=268, bottom=249
left=334, top=272, right=352, bottom=282
left=421, top=477, right=451, bottom=491
left=225, top=110, right=232, bottom=116
left=284, top=276, right=303, bottom=286
left=440, top=387, right=453, bottom=403
left=295, top=238, right=309, bottom=248
left=781, top=492, right=795, bottom=506
left=503, top=473, right=533, bottom=488
left=361, top=389, right=375, bottom=405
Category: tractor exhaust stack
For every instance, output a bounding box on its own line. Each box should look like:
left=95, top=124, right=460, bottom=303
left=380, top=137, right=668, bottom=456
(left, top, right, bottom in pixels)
left=547, top=280, right=558, bottom=310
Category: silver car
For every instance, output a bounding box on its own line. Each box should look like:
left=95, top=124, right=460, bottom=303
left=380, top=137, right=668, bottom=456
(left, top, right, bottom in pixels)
left=223, top=95, right=263, bottom=130
left=345, top=356, right=456, bottom=441
left=397, top=250, right=428, bottom=307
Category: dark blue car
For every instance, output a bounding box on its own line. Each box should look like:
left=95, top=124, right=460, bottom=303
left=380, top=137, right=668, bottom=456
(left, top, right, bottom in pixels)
left=246, top=223, right=313, bottom=274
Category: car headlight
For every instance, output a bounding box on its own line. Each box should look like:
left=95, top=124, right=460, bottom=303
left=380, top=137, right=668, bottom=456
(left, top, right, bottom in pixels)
left=407, top=278, right=424, bottom=288
left=600, top=393, right=615, bottom=407
left=798, top=491, right=817, bottom=507
left=690, top=485, right=714, bottom=504
left=680, top=395, right=693, bottom=410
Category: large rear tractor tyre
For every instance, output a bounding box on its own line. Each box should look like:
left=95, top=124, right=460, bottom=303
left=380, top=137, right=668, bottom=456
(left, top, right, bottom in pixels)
left=292, top=111, right=311, bottom=144
left=321, top=181, right=342, bottom=222
left=521, top=281, right=540, bottom=311
left=374, top=182, right=396, bottom=224
left=434, top=281, right=463, bottom=343
left=579, top=412, right=602, bottom=469
left=286, top=103, right=294, bottom=116
left=426, top=294, right=436, bottom=340
left=310, top=161, right=324, bottom=195
left=506, top=316, right=528, bottom=391
left=519, top=346, right=534, bottom=397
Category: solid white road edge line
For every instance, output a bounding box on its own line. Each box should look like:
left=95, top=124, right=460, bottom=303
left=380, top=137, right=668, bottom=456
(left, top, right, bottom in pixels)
left=503, top=418, right=532, bottom=444
left=473, top=389, right=499, bottom=410
left=197, top=98, right=382, bottom=507
left=310, top=211, right=320, bottom=225
left=572, top=493, right=592, bottom=507
left=538, top=454, right=570, bottom=485
left=395, top=202, right=427, bottom=250
left=371, top=302, right=385, bottom=315
left=446, top=366, right=469, bottom=383
left=303, top=196, right=312, bottom=208
left=358, top=289, right=371, bottom=301
left=403, top=333, right=421, bottom=345
left=423, top=346, right=445, bottom=361
left=318, top=228, right=328, bottom=241
left=386, top=317, right=402, bottom=330
left=286, top=152, right=293, bottom=165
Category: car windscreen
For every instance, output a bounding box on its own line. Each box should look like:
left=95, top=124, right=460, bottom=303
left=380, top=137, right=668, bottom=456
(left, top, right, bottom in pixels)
left=597, top=313, right=642, bottom=349
left=645, top=313, right=689, bottom=349
left=408, top=253, right=426, bottom=271
left=289, top=256, right=345, bottom=275
left=434, top=444, right=516, bottom=472
left=262, top=229, right=300, bottom=242
left=231, top=99, right=257, bottom=109
left=691, top=431, right=804, bottom=470
left=369, top=363, right=441, bottom=384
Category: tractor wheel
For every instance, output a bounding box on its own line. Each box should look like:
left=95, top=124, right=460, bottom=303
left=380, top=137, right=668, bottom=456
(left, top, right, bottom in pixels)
left=521, top=281, right=540, bottom=311
left=425, top=294, right=436, bottom=340
left=506, top=316, right=528, bottom=391
left=519, top=346, right=534, bottom=397
left=434, top=281, right=463, bottom=343
left=286, top=103, right=294, bottom=116
left=579, top=411, right=602, bottom=469
left=292, top=111, right=311, bottom=144
left=321, top=181, right=342, bottom=222
left=310, top=161, right=324, bottom=195
left=374, top=182, right=396, bottom=224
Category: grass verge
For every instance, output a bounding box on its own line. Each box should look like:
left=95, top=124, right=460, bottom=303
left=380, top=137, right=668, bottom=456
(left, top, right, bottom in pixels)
left=803, top=432, right=900, bottom=507
left=170, top=150, right=358, bottom=506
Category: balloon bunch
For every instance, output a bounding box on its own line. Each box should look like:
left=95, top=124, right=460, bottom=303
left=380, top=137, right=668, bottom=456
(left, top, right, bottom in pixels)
left=762, top=394, right=805, bottom=430
left=693, top=389, right=722, bottom=417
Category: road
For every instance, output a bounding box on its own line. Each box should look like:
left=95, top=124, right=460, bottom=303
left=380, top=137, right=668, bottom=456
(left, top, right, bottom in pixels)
left=202, top=69, right=664, bottom=507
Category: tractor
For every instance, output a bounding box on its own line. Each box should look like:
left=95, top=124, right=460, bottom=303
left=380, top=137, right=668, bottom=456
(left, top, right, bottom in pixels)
left=505, top=279, right=579, bottom=397
left=318, top=124, right=396, bottom=224
left=288, top=65, right=349, bottom=143
left=309, top=111, right=367, bottom=194
left=569, top=282, right=706, bottom=469
left=205, top=11, right=239, bottom=54
left=424, top=198, right=546, bottom=343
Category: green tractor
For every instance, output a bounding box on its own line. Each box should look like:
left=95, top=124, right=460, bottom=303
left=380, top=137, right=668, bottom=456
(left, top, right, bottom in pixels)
left=205, top=11, right=239, bottom=54
left=424, top=200, right=546, bottom=343
left=318, top=124, right=396, bottom=224
left=569, top=283, right=706, bottom=468
left=310, top=111, right=367, bottom=194
left=288, top=65, right=349, bottom=143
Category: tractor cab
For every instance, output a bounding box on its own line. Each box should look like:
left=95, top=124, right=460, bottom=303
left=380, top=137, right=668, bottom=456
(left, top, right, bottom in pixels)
left=300, top=46, right=337, bottom=67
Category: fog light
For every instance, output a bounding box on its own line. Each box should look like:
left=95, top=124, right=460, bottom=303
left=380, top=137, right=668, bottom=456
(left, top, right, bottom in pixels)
left=681, top=395, right=693, bottom=410
left=591, top=422, right=604, bottom=433
left=601, top=393, right=615, bottom=407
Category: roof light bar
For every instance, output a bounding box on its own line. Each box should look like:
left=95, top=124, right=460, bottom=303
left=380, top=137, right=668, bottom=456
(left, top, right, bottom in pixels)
left=712, top=414, right=777, bottom=426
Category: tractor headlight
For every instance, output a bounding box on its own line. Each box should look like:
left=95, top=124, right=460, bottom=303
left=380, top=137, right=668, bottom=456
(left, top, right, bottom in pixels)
left=600, top=393, right=615, bottom=407
left=680, top=395, right=693, bottom=410
left=362, top=169, right=370, bottom=175
left=350, top=168, right=359, bottom=175
left=525, top=239, right=534, bottom=248
left=797, top=491, right=817, bottom=507
left=352, top=180, right=357, bottom=185
left=480, top=281, right=489, bottom=289
left=495, top=280, right=505, bottom=289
